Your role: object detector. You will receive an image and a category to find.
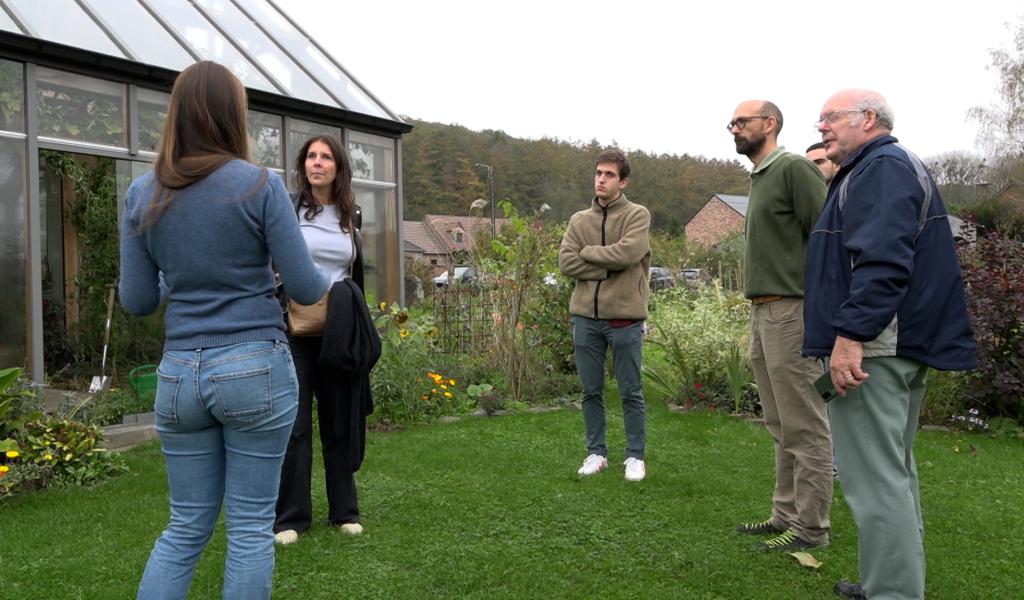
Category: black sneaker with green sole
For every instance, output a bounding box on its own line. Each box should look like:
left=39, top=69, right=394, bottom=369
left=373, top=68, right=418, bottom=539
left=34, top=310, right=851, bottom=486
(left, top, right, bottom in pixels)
left=756, top=528, right=819, bottom=552
left=736, top=518, right=785, bottom=536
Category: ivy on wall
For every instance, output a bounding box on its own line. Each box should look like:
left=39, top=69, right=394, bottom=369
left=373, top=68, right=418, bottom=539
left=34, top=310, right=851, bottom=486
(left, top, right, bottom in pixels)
left=39, top=151, right=163, bottom=381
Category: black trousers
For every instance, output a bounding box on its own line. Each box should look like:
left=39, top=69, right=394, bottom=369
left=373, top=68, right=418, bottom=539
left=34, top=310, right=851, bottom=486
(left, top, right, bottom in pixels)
left=275, top=335, right=359, bottom=532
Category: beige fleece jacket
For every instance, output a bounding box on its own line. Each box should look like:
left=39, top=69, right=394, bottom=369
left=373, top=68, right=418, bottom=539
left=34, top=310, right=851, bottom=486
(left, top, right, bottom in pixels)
left=558, top=193, right=652, bottom=320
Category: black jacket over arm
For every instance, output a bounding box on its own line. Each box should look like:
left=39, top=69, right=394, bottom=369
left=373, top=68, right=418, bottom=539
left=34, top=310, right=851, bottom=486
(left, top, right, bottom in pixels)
left=318, top=278, right=381, bottom=471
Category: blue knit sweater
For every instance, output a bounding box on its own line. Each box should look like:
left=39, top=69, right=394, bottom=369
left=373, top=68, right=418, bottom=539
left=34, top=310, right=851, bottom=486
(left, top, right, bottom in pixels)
left=119, top=160, right=328, bottom=350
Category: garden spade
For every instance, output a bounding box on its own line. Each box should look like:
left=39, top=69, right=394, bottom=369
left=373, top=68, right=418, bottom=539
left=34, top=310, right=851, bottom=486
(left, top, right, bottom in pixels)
left=88, top=284, right=117, bottom=394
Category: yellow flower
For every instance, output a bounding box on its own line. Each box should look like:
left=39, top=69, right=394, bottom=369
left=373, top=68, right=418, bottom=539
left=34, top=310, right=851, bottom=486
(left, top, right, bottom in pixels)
left=0, top=465, right=9, bottom=474
left=399, top=328, right=410, bottom=338
left=378, top=302, right=387, bottom=311
left=43, top=454, right=53, bottom=461
left=448, top=379, right=455, bottom=385
left=5, top=450, right=19, bottom=458
left=443, top=392, right=452, bottom=398
left=440, top=384, right=447, bottom=390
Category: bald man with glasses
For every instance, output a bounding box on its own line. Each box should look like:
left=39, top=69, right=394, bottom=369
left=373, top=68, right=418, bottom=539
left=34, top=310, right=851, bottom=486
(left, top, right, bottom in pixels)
left=727, top=100, right=832, bottom=554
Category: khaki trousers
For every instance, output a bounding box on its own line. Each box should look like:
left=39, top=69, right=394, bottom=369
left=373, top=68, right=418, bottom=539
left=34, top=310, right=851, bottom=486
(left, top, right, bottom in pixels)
left=749, top=297, right=833, bottom=545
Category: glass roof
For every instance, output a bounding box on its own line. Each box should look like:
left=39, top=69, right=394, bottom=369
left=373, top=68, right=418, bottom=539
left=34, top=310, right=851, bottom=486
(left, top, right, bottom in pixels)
left=7, top=0, right=125, bottom=58
left=0, top=0, right=399, bottom=122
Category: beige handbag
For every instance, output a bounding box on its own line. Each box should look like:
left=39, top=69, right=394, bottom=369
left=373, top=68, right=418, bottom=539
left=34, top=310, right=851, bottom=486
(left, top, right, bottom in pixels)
left=287, top=292, right=328, bottom=336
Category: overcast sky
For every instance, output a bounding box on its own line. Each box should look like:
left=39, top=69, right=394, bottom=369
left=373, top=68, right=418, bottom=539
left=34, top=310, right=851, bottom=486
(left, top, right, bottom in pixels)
left=279, top=0, right=1021, bottom=164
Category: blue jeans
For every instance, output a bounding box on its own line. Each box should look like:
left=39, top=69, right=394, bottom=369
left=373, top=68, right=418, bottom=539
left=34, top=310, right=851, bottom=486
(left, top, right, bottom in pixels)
left=137, top=340, right=298, bottom=600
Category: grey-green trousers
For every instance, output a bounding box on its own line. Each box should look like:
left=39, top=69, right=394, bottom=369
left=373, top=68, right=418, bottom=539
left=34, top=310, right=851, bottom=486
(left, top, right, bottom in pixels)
left=829, top=356, right=928, bottom=600
left=572, top=317, right=645, bottom=460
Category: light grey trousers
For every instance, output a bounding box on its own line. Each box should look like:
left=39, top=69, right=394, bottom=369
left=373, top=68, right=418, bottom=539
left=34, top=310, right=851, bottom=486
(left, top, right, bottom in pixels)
left=829, top=356, right=928, bottom=600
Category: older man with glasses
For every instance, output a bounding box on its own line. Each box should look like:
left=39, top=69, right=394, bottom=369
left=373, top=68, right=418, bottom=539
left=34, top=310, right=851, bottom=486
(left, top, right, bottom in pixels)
left=803, top=89, right=976, bottom=600
left=727, top=100, right=833, bottom=554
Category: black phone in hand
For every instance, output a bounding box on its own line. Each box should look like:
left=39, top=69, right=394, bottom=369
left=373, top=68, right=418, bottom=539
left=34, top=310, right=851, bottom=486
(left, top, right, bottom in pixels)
left=814, top=372, right=837, bottom=402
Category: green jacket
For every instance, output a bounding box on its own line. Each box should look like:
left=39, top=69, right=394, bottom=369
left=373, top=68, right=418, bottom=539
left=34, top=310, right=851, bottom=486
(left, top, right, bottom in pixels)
left=559, top=193, right=652, bottom=320
left=744, top=147, right=826, bottom=298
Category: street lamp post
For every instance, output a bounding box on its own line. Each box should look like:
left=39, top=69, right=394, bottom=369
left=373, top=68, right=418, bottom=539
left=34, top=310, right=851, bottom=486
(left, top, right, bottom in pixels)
left=474, top=163, right=495, bottom=235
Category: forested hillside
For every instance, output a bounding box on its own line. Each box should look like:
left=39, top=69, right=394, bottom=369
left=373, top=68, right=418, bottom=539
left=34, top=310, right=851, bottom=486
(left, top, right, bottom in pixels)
left=401, top=118, right=751, bottom=233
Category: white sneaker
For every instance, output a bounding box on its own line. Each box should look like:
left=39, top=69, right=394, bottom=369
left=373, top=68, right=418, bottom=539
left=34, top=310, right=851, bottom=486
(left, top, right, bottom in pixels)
left=338, top=522, right=364, bottom=535
left=577, top=454, right=608, bottom=476
left=624, top=457, right=646, bottom=482
left=274, top=530, right=298, bottom=545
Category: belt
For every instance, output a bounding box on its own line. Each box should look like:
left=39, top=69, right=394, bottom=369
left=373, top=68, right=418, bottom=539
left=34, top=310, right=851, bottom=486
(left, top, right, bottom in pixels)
left=750, top=295, right=784, bottom=305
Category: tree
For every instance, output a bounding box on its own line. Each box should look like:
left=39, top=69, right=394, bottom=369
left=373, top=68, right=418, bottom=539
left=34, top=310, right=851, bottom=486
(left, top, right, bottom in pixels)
left=969, top=17, right=1024, bottom=159
left=925, top=151, right=987, bottom=205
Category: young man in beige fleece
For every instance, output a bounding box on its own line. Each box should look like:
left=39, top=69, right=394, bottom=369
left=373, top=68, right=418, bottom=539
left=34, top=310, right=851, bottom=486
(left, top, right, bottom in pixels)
left=558, top=148, right=652, bottom=482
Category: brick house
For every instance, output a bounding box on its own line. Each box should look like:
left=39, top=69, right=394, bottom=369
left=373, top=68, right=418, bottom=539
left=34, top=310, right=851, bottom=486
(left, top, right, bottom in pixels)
left=685, top=191, right=978, bottom=249
left=685, top=194, right=748, bottom=247
left=403, top=214, right=509, bottom=275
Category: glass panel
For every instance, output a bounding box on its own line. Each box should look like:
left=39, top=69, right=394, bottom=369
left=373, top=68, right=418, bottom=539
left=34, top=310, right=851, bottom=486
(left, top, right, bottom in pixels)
left=115, top=160, right=152, bottom=232
left=0, top=59, right=24, bottom=133
left=84, top=0, right=195, bottom=71
left=247, top=110, right=282, bottom=169
left=137, top=88, right=169, bottom=153
left=0, top=137, right=26, bottom=367
left=353, top=183, right=399, bottom=304
left=39, top=156, right=71, bottom=372
left=194, top=0, right=336, bottom=107
left=285, top=118, right=341, bottom=189
left=0, top=6, right=22, bottom=34
left=7, top=0, right=125, bottom=58
left=348, top=131, right=396, bottom=183
left=145, top=0, right=276, bottom=94
left=36, top=67, right=126, bottom=147
left=241, top=0, right=390, bottom=119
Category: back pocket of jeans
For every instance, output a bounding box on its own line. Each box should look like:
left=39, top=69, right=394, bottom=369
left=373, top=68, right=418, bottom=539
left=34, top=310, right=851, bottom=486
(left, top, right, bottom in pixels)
left=155, top=370, right=182, bottom=425
left=210, top=367, right=273, bottom=424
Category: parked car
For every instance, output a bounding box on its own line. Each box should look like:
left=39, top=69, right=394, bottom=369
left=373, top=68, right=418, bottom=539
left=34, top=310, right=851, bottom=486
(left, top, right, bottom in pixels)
left=649, top=267, right=676, bottom=292
left=433, top=266, right=477, bottom=288
left=679, top=268, right=704, bottom=287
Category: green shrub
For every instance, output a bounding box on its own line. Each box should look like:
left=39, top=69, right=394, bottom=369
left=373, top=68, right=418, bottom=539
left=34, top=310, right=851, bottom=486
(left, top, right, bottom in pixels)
left=643, top=284, right=750, bottom=410
left=68, top=387, right=151, bottom=427
left=1, top=417, right=126, bottom=498
left=920, top=370, right=970, bottom=426
left=0, top=367, right=43, bottom=443
left=369, top=302, right=473, bottom=427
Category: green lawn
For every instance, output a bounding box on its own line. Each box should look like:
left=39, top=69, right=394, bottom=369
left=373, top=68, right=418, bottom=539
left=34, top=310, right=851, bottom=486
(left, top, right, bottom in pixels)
left=2, top=397, right=1022, bottom=599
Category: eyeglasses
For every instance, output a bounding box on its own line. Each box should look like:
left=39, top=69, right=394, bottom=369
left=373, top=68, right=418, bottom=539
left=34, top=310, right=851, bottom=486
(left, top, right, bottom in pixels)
left=726, top=116, right=770, bottom=132
left=814, top=109, right=865, bottom=128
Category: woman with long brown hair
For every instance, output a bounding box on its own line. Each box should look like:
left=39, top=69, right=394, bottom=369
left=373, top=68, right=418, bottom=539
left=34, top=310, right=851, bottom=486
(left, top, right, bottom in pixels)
left=119, top=61, right=327, bottom=599
left=273, top=134, right=370, bottom=544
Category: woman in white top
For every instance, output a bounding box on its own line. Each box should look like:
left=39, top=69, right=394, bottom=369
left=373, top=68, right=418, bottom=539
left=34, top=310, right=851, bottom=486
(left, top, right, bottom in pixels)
left=274, top=135, right=367, bottom=544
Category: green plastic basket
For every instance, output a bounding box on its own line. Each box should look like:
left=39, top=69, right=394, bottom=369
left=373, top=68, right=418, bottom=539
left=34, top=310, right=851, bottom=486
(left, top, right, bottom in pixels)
left=129, top=364, right=158, bottom=401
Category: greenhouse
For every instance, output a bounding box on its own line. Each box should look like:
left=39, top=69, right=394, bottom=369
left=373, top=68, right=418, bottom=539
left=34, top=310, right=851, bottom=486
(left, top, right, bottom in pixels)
left=0, top=0, right=411, bottom=381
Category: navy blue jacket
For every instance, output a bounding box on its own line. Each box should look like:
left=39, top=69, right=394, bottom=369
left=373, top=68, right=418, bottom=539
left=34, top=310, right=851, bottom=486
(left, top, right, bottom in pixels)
left=802, top=135, right=976, bottom=371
